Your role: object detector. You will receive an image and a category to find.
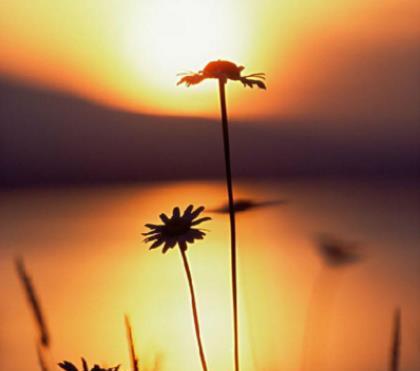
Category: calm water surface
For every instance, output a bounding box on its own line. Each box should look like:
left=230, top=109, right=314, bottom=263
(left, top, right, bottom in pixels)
left=0, top=180, right=419, bottom=371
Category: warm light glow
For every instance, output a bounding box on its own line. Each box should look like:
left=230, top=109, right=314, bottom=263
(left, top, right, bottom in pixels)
left=115, top=0, right=254, bottom=116
left=122, top=0, right=245, bottom=96
left=2, top=181, right=420, bottom=370
left=0, top=0, right=418, bottom=118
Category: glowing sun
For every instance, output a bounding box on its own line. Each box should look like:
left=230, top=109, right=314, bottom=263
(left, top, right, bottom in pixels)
left=122, top=0, right=247, bottom=93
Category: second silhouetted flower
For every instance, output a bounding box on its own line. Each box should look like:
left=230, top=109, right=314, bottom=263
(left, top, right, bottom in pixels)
left=143, top=205, right=211, bottom=253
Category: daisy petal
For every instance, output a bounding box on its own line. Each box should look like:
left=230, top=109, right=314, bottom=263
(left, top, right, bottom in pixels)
left=149, top=238, right=164, bottom=249
left=172, top=207, right=180, bottom=218
left=144, top=235, right=159, bottom=242
left=184, top=232, right=195, bottom=243
left=183, top=205, right=194, bottom=218
left=191, top=206, right=205, bottom=219
left=196, top=230, right=206, bottom=239
left=191, top=216, right=212, bottom=226
left=159, top=213, right=170, bottom=223
left=162, top=244, right=172, bottom=254
left=142, top=231, right=158, bottom=236
left=145, top=223, right=160, bottom=230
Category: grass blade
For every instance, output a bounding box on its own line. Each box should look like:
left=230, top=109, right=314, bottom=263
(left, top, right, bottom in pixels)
left=36, top=343, right=50, bottom=371
left=125, top=315, right=140, bottom=371
left=390, top=308, right=401, bottom=371
left=15, top=257, right=50, bottom=347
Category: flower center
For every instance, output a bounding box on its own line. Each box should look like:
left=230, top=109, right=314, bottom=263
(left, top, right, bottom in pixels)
left=164, top=219, right=191, bottom=237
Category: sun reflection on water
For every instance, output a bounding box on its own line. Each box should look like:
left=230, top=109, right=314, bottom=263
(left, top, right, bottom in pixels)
left=0, top=180, right=419, bottom=370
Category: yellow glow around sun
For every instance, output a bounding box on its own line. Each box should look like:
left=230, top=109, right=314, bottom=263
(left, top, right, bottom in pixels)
left=119, top=0, right=249, bottom=114
left=125, top=0, right=245, bottom=82
left=1, top=0, right=418, bottom=118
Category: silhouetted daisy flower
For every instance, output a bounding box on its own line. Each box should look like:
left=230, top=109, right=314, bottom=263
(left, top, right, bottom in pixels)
left=177, top=60, right=265, bottom=371
left=177, top=60, right=266, bottom=89
left=142, top=205, right=211, bottom=371
left=58, top=358, right=120, bottom=371
left=143, top=205, right=211, bottom=253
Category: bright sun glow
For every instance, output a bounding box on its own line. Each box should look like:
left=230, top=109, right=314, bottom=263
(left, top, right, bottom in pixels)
left=125, top=0, right=245, bottom=85
left=1, top=0, right=418, bottom=118
left=119, top=0, right=249, bottom=114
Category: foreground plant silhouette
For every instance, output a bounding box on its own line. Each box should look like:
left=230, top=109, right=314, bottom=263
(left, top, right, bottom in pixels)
left=143, top=205, right=211, bottom=371
left=125, top=315, right=140, bottom=371
left=58, top=359, right=120, bottom=371
left=178, top=60, right=266, bottom=371
left=389, top=308, right=401, bottom=371
left=15, top=257, right=52, bottom=371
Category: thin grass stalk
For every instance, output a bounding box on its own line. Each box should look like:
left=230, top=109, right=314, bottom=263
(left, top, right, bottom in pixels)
left=125, top=315, right=140, bottom=371
left=390, top=308, right=401, bottom=371
left=82, top=358, right=89, bottom=371
left=15, top=257, right=50, bottom=347
left=218, top=78, right=239, bottom=371
left=180, top=248, right=208, bottom=371
left=36, top=343, right=50, bottom=371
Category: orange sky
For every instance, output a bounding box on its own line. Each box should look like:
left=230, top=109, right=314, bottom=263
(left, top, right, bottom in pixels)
left=0, top=0, right=419, bottom=120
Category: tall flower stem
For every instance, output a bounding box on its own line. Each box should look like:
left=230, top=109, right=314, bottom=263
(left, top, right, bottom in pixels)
left=180, top=247, right=208, bottom=371
left=389, top=308, right=401, bottom=371
left=218, top=78, right=239, bottom=371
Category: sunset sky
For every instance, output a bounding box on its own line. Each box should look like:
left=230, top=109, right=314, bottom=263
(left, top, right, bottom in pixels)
left=1, top=3, right=420, bottom=370
left=0, top=0, right=419, bottom=121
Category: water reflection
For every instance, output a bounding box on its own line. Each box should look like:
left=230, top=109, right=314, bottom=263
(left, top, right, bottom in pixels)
left=1, top=180, right=419, bottom=370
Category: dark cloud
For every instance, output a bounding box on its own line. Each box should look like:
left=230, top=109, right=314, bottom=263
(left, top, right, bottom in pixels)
left=0, top=78, right=418, bottom=187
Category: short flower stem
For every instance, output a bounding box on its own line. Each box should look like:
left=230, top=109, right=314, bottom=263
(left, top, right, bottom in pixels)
left=218, top=78, right=239, bottom=371
left=390, top=309, right=401, bottom=371
left=180, top=248, right=208, bottom=371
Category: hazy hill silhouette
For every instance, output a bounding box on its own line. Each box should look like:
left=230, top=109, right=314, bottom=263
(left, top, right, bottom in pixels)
left=0, top=78, right=418, bottom=187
